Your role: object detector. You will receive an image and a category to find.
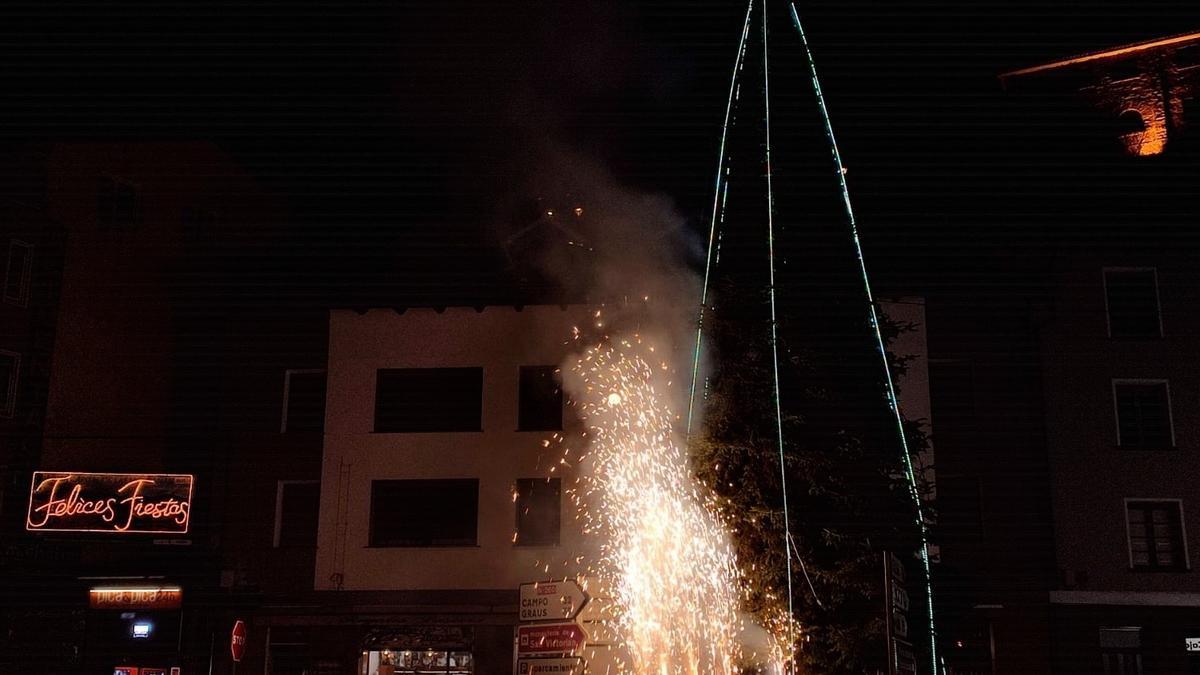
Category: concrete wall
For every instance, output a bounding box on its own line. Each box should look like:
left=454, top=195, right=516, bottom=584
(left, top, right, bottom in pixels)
left=315, top=305, right=595, bottom=591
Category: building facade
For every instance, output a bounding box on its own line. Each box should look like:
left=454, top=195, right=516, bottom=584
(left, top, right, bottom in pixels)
left=0, top=142, right=279, bottom=675
left=931, top=31, right=1200, bottom=675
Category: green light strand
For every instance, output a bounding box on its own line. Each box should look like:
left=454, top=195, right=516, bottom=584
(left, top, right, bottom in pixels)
left=687, top=0, right=755, bottom=438
left=787, top=4, right=939, bottom=673
left=763, top=3, right=798, bottom=671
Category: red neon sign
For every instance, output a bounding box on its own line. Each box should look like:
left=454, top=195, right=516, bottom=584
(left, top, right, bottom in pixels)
left=26, top=471, right=193, bottom=534
left=90, top=586, right=183, bottom=610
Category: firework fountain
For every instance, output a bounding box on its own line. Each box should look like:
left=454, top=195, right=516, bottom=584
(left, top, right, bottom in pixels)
left=558, top=318, right=788, bottom=675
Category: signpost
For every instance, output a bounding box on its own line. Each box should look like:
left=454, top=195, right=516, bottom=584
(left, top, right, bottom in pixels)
left=519, top=580, right=589, bottom=621
left=517, top=623, right=587, bottom=655
left=884, top=552, right=915, bottom=675
left=516, top=657, right=585, bottom=674
left=230, top=619, right=247, bottom=663
left=516, top=580, right=591, bottom=675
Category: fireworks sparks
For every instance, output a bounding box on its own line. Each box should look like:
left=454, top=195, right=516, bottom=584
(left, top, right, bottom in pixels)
left=566, top=329, right=747, bottom=675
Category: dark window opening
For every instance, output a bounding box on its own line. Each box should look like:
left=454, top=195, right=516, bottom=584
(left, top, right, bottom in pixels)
left=1126, top=502, right=1185, bottom=571
left=370, top=479, right=478, bottom=547
left=1114, top=381, right=1173, bottom=449
left=518, top=366, right=563, bottom=431
left=515, top=478, right=561, bottom=546
left=1104, top=269, right=1161, bottom=338
left=375, top=368, right=483, bottom=433
left=1115, top=110, right=1147, bottom=134
left=1175, top=44, right=1200, bottom=68
left=283, top=370, right=326, bottom=433
left=1099, top=626, right=1143, bottom=675
left=3, top=239, right=33, bottom=307
left=275, top=481, right=320, bottom=548
left=97, top=176, right=141, bottom=230
left=0, top=351, right=19, bottom=418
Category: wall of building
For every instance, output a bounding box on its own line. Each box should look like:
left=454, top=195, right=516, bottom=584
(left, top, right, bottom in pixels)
left=1041, top=252, right=1200, bottom=597
left=316, top=305, right=595, bottom=592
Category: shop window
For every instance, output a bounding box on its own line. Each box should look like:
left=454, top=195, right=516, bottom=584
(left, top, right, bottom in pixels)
left=1099, top=626, right=1143, bottom=674
left=362, top=649, right=473, bottom=674
left=0, top=350, right=19, bottom=418
left=1104, top=268, right=1161, bottom=338
left=274, top=481, right=320, bottom=548
left=518, top=365, right=562, bottom=431
left=3, top=239, right=33, bottom=307
left=1126, top=501, right=1186, bottom=571
left=515, top=478, right=561, bottom=546
left=97, top=175, right=141, bottom=230
left=281, top=369, right=327, bottom=432
left=1113, top=380, right=1174, bottom=449
left=375, top=368, right=483, bottom=433
left=370, top=479, right=478, bottom=547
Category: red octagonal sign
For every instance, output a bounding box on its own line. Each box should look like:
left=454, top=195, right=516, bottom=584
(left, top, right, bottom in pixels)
left=231, top=619, right=247, bottom=662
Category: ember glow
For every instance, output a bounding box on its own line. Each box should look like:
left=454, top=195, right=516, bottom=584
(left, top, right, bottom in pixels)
left=569, top=331, right=744, bottom=674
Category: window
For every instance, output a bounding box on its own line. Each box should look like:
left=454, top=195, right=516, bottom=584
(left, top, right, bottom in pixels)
left=181, top=205, right=215, bottom=239
left=97, top=176, right=141, bottom=230
left=274, top=481, right=320, bottom=548
left=3, top=240, right=33, bottom=307
left=1099, top=626, right=1143, bottom=675
left=1126, top=501, right=1186, bottom=571
left=1115, top=110, right=1147, bottom=134
left=515, top=478, right=561, bottom=546
left=0, top=351, right=19, bottom=418
left=281, top=369, right=327, bottom=433
left=361, top=650, right=473, bottom=674
left=518, top=366, right=563, bottom=431
left=369, top=479, right=478, bottom=547
left=1113, top=380, right=1174, bottom=449
left=1104, top=269, right=1161, bottom=338
left=374, top=368, right=482, bottom=433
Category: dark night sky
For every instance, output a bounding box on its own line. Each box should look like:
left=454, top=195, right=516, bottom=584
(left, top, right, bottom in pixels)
left=2, top=0, right=1198, bottom=301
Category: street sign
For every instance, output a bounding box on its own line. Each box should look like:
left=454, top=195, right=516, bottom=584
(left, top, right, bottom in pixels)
left=894, top=639, right=917, bottom=675
left=517, top=657, right=585, bottom=674
left=891, top=584, right=910, bottom=612
left=1187, top=637, right=1200, bottom=652
left=889, top=552, right=906, bottom=582
left=230, top=619, right=247, bottom=662
left=517, top=623, right=587, bottom=655
left=520, top=580, right=589, bottom=622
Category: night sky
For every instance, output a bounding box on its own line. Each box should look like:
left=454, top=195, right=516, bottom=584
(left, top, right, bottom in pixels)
left=2, top=0, right=1198, bottom=301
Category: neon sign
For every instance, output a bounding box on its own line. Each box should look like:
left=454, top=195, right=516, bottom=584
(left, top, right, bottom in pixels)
left=90, top=586, right=183, bottom=610
left=26, top=472, right=193, bottom=534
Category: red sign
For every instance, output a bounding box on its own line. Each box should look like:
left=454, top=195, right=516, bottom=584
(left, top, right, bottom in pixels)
left=90, top=586, right=182, bottom=610
left=26, top=471, right=193, bottom=534
left=517, top=623, right=587, bottom=655
left=230, top=620, right=247, bottom=662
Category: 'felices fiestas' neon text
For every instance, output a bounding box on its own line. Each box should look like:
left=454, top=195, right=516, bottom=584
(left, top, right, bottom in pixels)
left=28, top=476, right=190, bottom=531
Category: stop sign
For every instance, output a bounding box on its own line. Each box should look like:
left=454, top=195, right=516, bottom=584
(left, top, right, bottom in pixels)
left=230, top=619, right=247, bottom=662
